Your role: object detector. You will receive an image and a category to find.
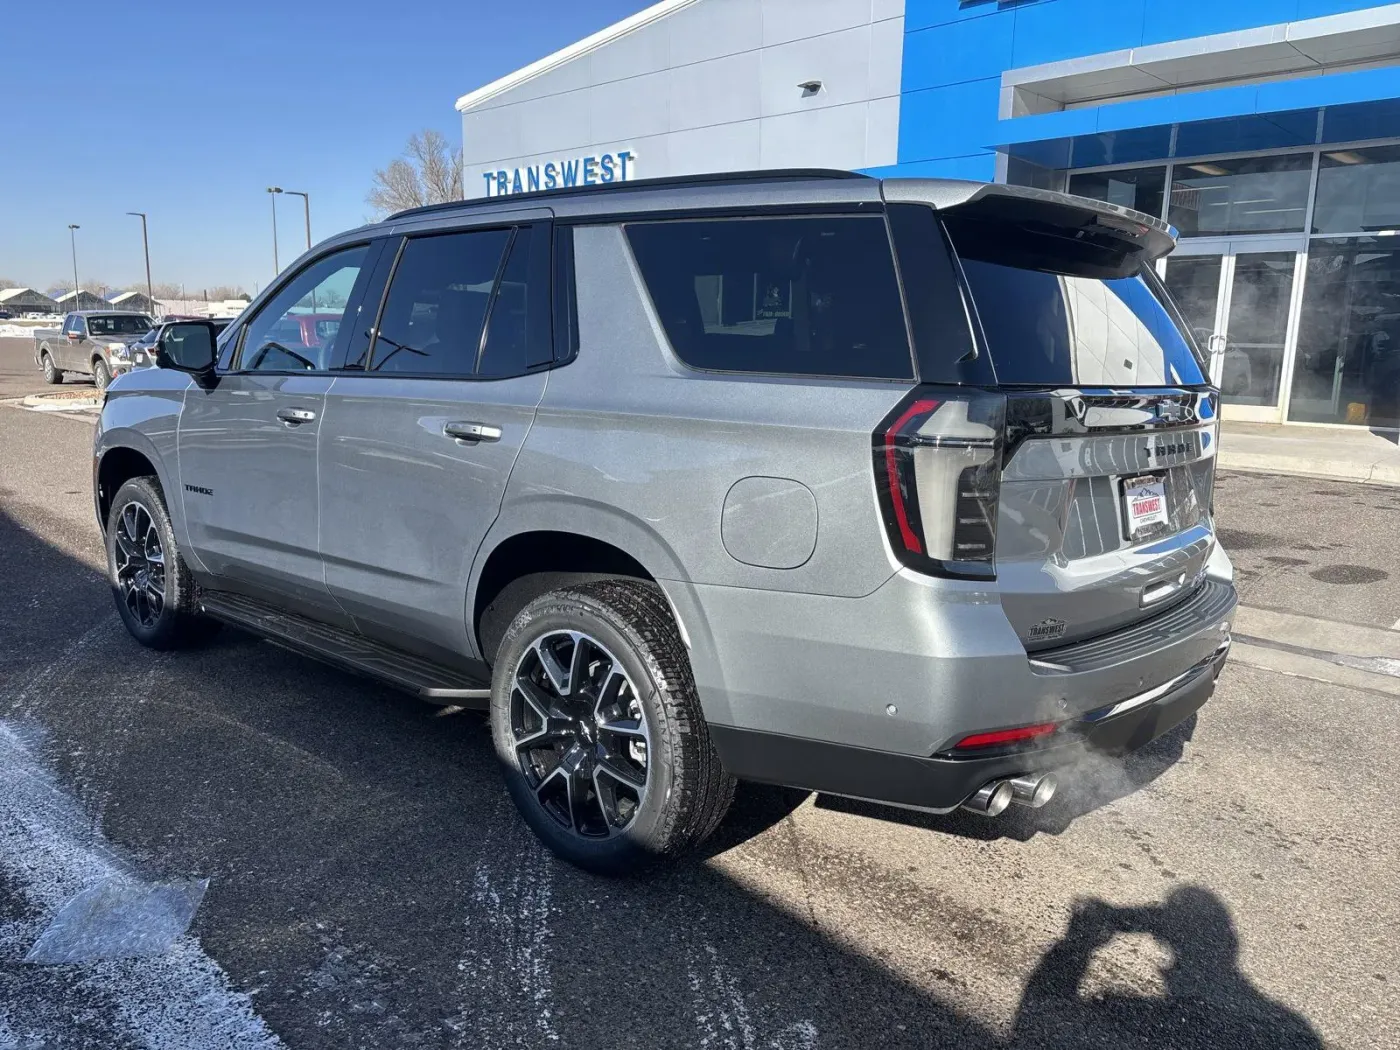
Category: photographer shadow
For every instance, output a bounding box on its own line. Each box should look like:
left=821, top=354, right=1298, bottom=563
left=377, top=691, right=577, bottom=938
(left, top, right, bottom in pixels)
left=1010, top=886, right=1324, bottom=1049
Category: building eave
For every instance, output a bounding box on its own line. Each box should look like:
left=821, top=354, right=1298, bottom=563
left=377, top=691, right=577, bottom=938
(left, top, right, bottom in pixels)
left=454, top=0, right=701, bottom=113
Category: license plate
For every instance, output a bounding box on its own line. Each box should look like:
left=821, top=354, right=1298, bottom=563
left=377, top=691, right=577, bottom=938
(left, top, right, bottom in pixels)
left=1123, top=475, right=1169, bottom=539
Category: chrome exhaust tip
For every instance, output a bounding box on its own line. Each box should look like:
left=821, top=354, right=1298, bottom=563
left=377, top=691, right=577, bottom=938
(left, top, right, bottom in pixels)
left=962, top=780, right=1015, bottom=817
left=1008, top=772, right=1058, bottom=809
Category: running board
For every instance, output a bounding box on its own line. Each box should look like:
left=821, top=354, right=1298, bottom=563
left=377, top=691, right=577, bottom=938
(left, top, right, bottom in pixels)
left=197, top=590, right=492, bottom=708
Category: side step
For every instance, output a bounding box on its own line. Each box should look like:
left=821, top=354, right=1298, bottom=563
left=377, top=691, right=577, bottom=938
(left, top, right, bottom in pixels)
left=198, top=590, right=492, bottom=709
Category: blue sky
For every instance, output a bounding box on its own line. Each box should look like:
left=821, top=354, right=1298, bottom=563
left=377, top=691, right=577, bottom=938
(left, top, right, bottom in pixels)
left=0, top=0, right=650, bottom=296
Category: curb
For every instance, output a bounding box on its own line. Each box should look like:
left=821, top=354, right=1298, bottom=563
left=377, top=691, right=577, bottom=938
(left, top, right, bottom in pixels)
left=1217, top=450, right=1400, bottom=487
left=19, top=393, right=101, bottom=411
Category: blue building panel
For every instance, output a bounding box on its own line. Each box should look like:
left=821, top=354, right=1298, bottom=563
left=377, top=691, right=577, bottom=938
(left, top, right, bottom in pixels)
left=897, top=1, right=1400, bottom=173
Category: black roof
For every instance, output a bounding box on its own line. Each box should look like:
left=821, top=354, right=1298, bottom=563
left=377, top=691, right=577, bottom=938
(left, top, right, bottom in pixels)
left=386, top=168, right=870, bottom=222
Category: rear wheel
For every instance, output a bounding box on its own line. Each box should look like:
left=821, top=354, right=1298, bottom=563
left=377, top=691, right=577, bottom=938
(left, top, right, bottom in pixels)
left=106, top=477, right=221, bottom=650
left=92, top=358, right=111, bottom=393
left=490, top=579, right=735, bottom=874
left=41, top=352, right=61, bottom=384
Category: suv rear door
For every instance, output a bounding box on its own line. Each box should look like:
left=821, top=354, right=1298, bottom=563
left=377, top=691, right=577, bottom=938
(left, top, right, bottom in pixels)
left=891, top=184, right=1219, bottom=650
left=317, top=215, right=553, bottom=667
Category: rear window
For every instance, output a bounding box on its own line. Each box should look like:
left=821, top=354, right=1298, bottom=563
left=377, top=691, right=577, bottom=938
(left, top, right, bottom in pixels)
left=625, top=215, right=914, bottom=380
left=947, top=223, right=1207, bottom=387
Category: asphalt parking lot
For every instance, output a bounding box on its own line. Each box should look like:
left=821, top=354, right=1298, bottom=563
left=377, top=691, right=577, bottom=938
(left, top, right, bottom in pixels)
left=1, top=333, right=1397, bottom=1049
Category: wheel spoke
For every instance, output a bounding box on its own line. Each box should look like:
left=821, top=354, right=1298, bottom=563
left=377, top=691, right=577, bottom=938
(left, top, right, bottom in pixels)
left=145, top=581, right=164, bottom=619
left=114, top=529, right=139, bottom=560
left=595, top=752, right=646, bottom=790
left=535, top=638, right=572, bottom=695
left=598, top=716, right=646, bottom=740
left=569, top=634, right=597, bottom=698
left=566, top=754, right=599, bottom=834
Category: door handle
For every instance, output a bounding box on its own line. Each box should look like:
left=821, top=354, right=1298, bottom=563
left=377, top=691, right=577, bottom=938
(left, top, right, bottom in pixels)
left=276, top=407, right=317, bottom=425
left=444, top=421, right=502, bottom=443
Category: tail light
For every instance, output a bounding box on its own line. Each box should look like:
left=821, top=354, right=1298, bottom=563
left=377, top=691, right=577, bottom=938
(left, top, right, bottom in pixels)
left=873, top=388, right=1005, bottom=579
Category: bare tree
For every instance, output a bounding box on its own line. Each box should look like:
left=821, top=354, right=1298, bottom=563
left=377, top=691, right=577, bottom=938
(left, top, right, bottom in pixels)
left=0, top=277, right=24, bottom=290
left=206, top=285, right=250, bottom=300
left=152, top=282, right=184, bottom=299
left=367, top=130, right=463, bottom=216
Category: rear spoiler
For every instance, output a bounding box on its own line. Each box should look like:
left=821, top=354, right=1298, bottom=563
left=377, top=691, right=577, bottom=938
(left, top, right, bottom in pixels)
left=882, top=179, right=1177, bottom=279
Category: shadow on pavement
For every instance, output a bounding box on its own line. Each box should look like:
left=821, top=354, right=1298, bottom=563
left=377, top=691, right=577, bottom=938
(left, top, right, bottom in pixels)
left=1010, top=887, right=1324, bottom=1049
left=0, top=504, right=1325, bottom=1049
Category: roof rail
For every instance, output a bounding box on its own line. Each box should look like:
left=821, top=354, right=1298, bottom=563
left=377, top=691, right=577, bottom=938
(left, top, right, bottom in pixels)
left=386, top=168, right=870, bottom=221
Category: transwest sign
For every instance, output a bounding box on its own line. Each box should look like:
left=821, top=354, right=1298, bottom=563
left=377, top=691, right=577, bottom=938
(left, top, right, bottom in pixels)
left=481, top=150, right=637, bottom=197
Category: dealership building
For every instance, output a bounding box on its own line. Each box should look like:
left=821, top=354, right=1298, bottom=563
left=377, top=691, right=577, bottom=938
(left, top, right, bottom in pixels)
left=458, top=0, right=1400, bottom=430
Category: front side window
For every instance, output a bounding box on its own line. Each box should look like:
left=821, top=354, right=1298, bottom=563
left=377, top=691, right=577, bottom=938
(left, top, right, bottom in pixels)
left=370, top=229, right=511, bottom=375
left=624, top=215, right=914, bottom=380
left=239, top=245, right=369, bottom=372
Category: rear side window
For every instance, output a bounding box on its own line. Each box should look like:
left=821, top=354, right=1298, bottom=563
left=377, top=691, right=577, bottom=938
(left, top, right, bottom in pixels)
left=946, top=220, right=1207, bottom=387
left=478, top=226, right=552, bottom=377
left=371, top=229, right=510, bottom=375
left=625, top=215, right=914, bottom=380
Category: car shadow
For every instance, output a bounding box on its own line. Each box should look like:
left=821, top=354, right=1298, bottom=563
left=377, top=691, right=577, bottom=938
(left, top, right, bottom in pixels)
left=813, top=715, right=1196, bottom=843
left=0, top=503, right=1325, bottom=1049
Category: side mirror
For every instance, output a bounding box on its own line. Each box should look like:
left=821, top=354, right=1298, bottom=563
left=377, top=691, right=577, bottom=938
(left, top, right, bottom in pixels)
left=66, top=331, right=82, bottom=341
left=157, top=321, right=219, bottom=386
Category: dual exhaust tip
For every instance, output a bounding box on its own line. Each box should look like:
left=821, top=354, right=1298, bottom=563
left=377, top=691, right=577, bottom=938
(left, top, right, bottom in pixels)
left=962, top=772, right=1058, bottom=817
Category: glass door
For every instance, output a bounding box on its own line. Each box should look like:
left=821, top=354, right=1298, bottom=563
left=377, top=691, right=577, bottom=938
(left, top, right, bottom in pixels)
left=1163, top=237, right=1305, bottom=422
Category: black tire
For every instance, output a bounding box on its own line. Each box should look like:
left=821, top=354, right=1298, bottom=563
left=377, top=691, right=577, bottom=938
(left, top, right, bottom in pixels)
left=490, top=579, right=735, bottom=875
left=92, top=358, right=111, bottom=393
left=106, top=477, right=221, bottom=650
left=41, top=352, right=62, bottom=385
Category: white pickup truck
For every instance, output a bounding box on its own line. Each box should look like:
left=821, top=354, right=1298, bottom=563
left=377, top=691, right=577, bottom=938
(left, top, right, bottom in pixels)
left=33, top=311, right=154, bottom=391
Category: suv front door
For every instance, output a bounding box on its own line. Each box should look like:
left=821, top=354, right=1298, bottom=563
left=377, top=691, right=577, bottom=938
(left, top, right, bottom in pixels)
left=318, top=219, right=554, bottom=666
left=178, top=243, right=379, bottom=621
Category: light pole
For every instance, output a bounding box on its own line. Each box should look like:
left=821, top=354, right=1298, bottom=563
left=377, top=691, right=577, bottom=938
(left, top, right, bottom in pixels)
left=282, top=190, right=311, bottom=250
left=266, top=186, right=283, bottom=274
left=126, top=212, right=153, bottom=313
left=67, top=224, right=80, bottom=306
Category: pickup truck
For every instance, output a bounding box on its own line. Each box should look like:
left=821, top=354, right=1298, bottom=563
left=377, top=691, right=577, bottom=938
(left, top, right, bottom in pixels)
left=33, top=311, right=154, bottom=391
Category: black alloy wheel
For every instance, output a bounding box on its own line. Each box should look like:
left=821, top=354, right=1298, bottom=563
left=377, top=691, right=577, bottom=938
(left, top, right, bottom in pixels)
left=112, top=501, right=166, bottom=629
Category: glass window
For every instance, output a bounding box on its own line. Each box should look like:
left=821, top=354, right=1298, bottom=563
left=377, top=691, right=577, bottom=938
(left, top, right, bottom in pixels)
left=1313, top=145, right=1400, bottom=234
left=370, top=229, right=510, bottom=375
left=1168, top=153, right=1312, bottom=236
left=1068, top=166, right=1166, bottom=220
left=88, top=315, right=152, bottom=336
left=624, top=216, right=914, bottom=380
left=478, top=227, right=550, bottom=377
left=1289, top=238, right=1400, bottom=429
left=958, top=260, right=1207, bottom=387
left=240, top=245, right=369, bottom=372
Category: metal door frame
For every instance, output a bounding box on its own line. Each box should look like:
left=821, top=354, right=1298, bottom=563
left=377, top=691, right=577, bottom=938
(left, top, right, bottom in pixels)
left=1163, top=235, right=1308, bottom=423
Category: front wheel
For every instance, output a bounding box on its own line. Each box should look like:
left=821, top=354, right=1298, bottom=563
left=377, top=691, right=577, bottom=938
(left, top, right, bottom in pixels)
left=41, top=352, right=62, bottom=384
left=490, top=579, right=735, bottom=874
left=106, top=477, right=221, bottom=650
left=92, top=358, right=111, bottom=393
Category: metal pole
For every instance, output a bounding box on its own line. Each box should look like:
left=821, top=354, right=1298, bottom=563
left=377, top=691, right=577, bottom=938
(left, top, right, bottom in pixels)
left=67, top=224, right=80, bottom=305
left=284, top=190, right=311, bottom=250
left=127, top=212, right=152, bottom=313
left=267, top=187, right=283, bottom=274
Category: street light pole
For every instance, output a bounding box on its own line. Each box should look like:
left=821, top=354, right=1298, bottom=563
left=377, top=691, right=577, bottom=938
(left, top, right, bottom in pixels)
left=126, top=211, right=153, bottom=313
left=266, top=186, right=283, bottom=274
left=283, top=190, right=311, bottom=250
left=67, top=224, right=80, bottom=306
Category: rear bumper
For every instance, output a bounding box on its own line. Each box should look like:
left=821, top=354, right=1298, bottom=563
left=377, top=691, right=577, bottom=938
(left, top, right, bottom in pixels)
left=709, top=642, right=1228, bottom=813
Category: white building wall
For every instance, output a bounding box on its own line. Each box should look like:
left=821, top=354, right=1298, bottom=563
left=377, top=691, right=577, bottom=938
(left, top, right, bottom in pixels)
left=458, top=0, right=905, bottom=199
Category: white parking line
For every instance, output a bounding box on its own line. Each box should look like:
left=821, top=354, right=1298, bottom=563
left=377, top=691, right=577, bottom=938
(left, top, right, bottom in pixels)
left=0, top=721, right=282, bottom=1048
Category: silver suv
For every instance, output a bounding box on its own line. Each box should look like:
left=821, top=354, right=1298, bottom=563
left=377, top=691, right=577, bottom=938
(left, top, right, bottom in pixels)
left=94, top=171, right=1235, bottom=873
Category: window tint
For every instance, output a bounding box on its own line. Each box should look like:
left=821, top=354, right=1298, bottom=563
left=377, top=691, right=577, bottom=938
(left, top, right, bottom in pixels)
left=958, top=259, right=1207, bottom=387
left=625, top=215, right=914, bottom=380
left=479, top=226, right=551, bottom=376
left=370, top=229, right=510, bottom=375
left=1313, top=145, right=1400, bottom=234
left=240, top=245, right=368, bottom=372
